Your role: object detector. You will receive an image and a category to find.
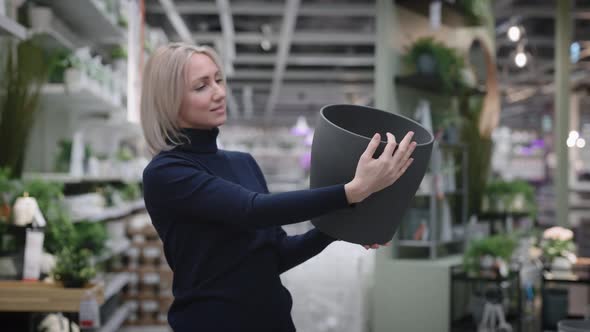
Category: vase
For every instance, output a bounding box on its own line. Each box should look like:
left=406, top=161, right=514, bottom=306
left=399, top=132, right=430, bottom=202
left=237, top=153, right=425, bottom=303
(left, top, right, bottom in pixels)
left=551, top=256, right=573, bottom=278
left=416, top=53, right=437, bottom=75
left=310, top=104, right=434, bottom=244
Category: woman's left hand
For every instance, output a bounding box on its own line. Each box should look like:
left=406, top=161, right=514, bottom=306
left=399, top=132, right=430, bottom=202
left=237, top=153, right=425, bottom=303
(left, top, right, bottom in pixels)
left=362, top=241, right=391, bottom=250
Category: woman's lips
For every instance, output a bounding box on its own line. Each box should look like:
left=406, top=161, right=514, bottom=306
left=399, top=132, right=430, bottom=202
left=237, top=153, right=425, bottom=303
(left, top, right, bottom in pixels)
left=210, top=105, right=225, bottom=112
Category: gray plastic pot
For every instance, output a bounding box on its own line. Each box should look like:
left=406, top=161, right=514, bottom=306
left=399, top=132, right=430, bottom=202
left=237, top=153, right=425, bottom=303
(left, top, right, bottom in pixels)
left=310, top=104, right=434, bottom=245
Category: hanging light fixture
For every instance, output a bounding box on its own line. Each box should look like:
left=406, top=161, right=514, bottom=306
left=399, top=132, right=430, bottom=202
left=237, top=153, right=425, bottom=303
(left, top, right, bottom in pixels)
left=507, top=26, right=522, bottom=42
left=514, top=43, right=528, bottom=68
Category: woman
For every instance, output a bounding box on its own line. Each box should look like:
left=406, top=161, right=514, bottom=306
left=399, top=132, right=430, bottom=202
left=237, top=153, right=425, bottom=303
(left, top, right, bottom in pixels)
left=141, top=42, right=417, bottom=331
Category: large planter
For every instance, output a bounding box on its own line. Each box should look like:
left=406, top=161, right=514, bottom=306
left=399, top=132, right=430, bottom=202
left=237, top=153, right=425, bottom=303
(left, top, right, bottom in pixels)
left=310, top=104, right=434, bottom=244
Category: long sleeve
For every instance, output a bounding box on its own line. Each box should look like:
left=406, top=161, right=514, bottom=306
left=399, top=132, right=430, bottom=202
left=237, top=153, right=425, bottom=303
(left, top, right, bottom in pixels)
left=274, top=227, right=336, bottom=273
left=143, top=156, right=350, bottom=230
left=246, top=154, right=338, bottom=273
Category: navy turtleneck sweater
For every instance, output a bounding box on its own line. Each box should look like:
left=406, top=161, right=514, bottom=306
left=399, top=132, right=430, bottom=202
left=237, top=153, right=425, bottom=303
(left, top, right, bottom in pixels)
left=142, top=127, right=353, bottom=331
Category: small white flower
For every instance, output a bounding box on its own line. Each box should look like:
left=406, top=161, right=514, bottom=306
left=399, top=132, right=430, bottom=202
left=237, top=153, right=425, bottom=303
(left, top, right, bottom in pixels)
left=543, top=226, right=573, bottom=241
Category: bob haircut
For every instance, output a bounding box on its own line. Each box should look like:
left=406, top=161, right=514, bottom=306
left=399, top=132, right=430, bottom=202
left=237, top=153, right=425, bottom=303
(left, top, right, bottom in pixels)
left=140, top=42, right=225, bottom=156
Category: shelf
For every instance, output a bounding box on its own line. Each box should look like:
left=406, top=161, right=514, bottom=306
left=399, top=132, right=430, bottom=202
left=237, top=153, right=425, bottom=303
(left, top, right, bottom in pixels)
left=39, top=0, right=125, bottom=44
left=23, top=172, right=141, bottom=185
left=30, top=27, right=76, bottom=50
left=397, top=239, right=464, bottom=247
left=98, top=302, right=133, bottom=332
left=0, top=280, right=104, bottom=312
left=0, top=14, right=27, bottom=40
left=40, top=84, right=123, bottom=113
left=415, top=190, right=464, bottom=197
left=395, top=0, right=481, bottom=27
left=477, top=211, right=531, bottom=220
left=395, top=74, right=486, bottom=96
left=92, top=240, right=131, bottom=265
left=103, top=272, right=131, bottom=301
left=73, top=199, right=145, bottom=223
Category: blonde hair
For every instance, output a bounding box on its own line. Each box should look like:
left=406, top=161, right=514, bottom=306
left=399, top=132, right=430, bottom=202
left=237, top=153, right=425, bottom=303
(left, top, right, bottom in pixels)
left=140, top=42, right=225, bottom=156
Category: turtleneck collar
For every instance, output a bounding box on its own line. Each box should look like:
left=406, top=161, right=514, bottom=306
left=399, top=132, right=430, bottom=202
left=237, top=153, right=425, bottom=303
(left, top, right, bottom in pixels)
left=177, top=127, right=220, bottom=153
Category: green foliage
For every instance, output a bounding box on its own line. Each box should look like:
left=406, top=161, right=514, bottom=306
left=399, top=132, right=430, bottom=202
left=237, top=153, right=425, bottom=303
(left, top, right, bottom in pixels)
left=456, top=0, right=489, bottom=26
left=18, top=178, right=77, bottom=254
left=52, top=247, right=96, bottom=288
left=111, top=45, right=127, bottom=60
left=484, top=179, right=537, bottom=217
left=0, top=39, right=56, bottom=177
left=73, top=222, right=108, bottom=254
left=0, top=167, right=21, bottom=206
left=403, top=37, right=466, bottom=93
left=116, top=146, right=134, bottom=161
left=45, top=50, right=79, bottom=83
left=458, top=96, right=491, bottom=216
left=540, top=238, right=575, bottom=263
left=463, top=234, right=517, bottom=275
left=120, top=182, right=141, bottom=201
left=54, top=140, right=72, bottom=173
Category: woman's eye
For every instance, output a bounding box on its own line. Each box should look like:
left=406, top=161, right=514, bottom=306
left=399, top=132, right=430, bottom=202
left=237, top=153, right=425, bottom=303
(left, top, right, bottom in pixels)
left=215, top=79, right=223, bottom=84
left=195, top=85, right=206, bottom=91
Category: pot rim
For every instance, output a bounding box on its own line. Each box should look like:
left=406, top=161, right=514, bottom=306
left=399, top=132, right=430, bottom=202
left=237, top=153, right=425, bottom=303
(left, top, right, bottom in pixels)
left=319, top=104, right=435, bottom=147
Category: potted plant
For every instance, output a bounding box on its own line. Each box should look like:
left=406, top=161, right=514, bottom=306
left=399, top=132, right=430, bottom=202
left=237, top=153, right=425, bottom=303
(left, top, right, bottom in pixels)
left=538, top=226, right=576, bottom=276
left=402, top=37, right=467, bottom=93
left=463, top=234, right=517, bottom=278
left=0, top=39, right=55, bottom=177
left=52, top=246, right=96, bottom=288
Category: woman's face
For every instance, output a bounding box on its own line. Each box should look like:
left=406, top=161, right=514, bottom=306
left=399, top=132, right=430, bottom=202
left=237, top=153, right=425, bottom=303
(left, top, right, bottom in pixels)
left=178, top=53, right=227, bottom=129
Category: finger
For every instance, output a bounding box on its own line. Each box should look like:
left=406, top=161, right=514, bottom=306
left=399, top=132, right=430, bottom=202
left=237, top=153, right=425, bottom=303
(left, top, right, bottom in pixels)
left=384, top=241, right=392, bottom=246
left=380, top=132, right=397, bottom=159
left=371, top=244, right=379, bottom=249
left=395, top=158, right=414, bottom=179
left=390, top=132, right=414, bottom=166
left=362, top=133, right=381, bottom=159
left=401, top=141, right=417, bottom=164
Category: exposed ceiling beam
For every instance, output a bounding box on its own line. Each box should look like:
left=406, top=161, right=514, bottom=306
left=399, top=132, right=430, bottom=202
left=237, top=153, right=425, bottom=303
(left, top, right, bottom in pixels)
left=265, top=0, right=300, bottom=119
left=216, top=0, right=236, bottom=76
left=147, top=2, right=375, bottom=16
left=234, top=54, right=374, bottom=66
left=193, top=32, right=375, bottom=45
left=229, top=82, right=373, bottom=90
left=496, top=6, right=590, bottom=19
left=158, top=0, right=193, bottom=43
left=232, top=69, right=373, bottom=81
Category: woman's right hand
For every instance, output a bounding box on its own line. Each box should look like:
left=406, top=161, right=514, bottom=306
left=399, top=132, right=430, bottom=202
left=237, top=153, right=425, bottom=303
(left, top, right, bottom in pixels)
left=344, top=131, right=417, bottom=204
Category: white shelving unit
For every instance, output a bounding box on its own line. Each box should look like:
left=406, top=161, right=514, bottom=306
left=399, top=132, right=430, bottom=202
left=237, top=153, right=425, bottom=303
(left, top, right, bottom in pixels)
left=103, top=272, right=132, bottom=301
left=98, top=302, right=134, bottom=332
left=72, top=199, right=145, bottom=223
left=93, top=240, right=132, bottom=265
left=41, top=83, right=123, bottom=114
left=40, top=0, right=125, bottom=44
left=23, top=172, right=141, bottom=184
left=0, top=14, right=27, bottom=39
left=31, top=27, right=76, bottom=50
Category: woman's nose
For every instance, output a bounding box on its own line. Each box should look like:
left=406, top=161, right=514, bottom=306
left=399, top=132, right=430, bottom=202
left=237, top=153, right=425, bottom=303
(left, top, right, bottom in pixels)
left=213, top=82, right=226, bottom=100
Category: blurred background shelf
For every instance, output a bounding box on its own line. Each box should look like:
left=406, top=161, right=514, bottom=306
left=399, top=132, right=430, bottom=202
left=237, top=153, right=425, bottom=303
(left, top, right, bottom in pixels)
left=37, top=0, right=125, bottom=44
left=0, top=14, right=27, bottom=39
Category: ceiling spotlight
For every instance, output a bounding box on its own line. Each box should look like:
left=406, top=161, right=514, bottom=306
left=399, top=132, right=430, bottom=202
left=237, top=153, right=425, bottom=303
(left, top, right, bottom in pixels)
left=514, top=52, right=527, bottom=68
left=508, top=26, right=521, bottom=42
left=260, top=39, right=272, bottom=51
left=577, top=138, right=586, bottom=148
